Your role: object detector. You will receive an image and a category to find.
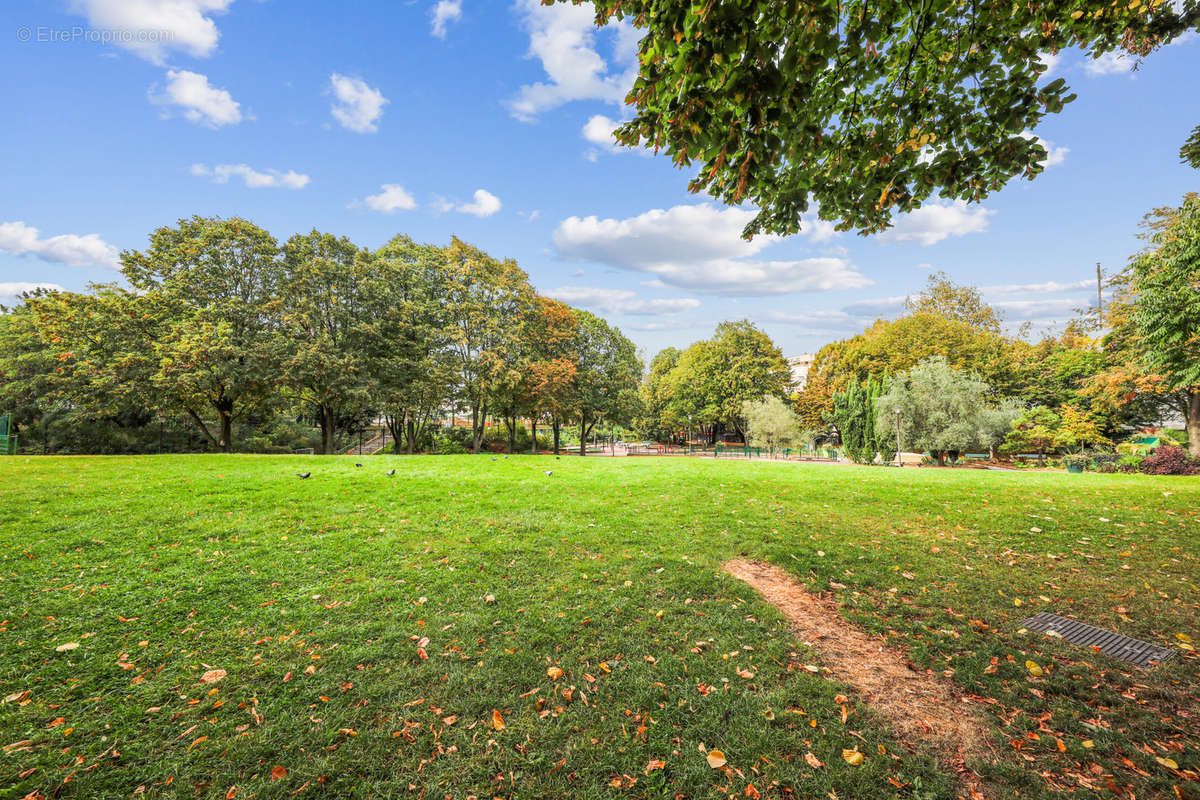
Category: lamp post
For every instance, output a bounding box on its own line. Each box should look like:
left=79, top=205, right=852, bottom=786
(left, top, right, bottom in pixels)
left=894, top=408, right=902, bottom=467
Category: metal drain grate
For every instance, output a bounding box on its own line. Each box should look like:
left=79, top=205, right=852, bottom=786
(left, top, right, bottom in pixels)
left=1020, top=612, right=1175, bottom=668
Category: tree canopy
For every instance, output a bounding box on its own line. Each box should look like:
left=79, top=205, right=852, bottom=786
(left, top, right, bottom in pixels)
left=571, top=0, right=1198, bottom=237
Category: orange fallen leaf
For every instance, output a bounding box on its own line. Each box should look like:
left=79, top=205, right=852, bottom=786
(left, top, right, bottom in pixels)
left=804, top=752, right=822, bottom=768
left=200, top=669, right=226, bottom=684
left=271, top=765, right=287, bottom=780
left=547, top=666, right=564, bottom=681
left=706, top=750, right=727, bottom=768
left=188, top=736, right=208, bottom=751
left=225, top=786, right=237, bottom=800
left=491, top=709, right=505, bottom=731
left=645, top=759, right=665, bottom=774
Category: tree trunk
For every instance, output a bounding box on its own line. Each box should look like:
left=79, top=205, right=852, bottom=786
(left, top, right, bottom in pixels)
left=936, top=450, right=946, bottom=467
left=405, top=412, right=417, bottom=455
left=530, top=418, right=537, bottom=455
left=471, top=403, right=483, bottom=454
left=579, top=419, right=587, bottom=457
left=185, top=407, right=220, bottom=451
left=1038, top=446, right=1046, bottom=467
left=218, top=404, right=233, bottom=453
left=506, top=415, right=517, bottom=453
left=552, top=420, right=560, bottom=455
left=319, top=404, right=335, bottom=455
left=1187, top=389, right=1200, bottom=458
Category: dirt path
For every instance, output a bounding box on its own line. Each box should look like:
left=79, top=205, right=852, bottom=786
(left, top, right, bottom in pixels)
left=723, top=559, right=996, bottom=800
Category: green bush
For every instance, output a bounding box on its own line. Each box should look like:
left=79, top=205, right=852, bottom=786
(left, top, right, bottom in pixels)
left=1118, top=454, right=1145, bottom=473
left=434, top=435, right=467, bottom=455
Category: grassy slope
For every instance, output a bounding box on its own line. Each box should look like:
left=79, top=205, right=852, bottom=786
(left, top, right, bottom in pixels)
left=0, top=455, right=1197, bottom=800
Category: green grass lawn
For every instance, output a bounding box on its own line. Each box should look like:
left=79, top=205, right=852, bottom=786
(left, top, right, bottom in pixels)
left=1, top=455, right=1197, bottom=800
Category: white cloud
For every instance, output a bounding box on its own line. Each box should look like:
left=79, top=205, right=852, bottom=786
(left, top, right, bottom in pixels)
left=0, top=282, right=67, bottom=303
left=546, top=285, right=700, bottom=316
left=152, top=69, right=242, bottom=127
left=0, top=221, right=120, bottom=269
left=354, top=184, right=417, bottom=213
left=190, top=163, right=309, bottom=189
left=983, top=279, right=1092, bottom=296
left=994, top=297, right=1090, bottom=320
left=552, top=203, right=868, bottom=296
left=457, top=189, right=502, bottom=218
left=506, top=0, right=638, bottom=121
left=437, top=189, right=502, bottom=218
left=880, top=200, right=993, bottom=246
left=430, top=0, right=462, bottom=38
left=1085, top=51, right=1132, bottom=76
left=329, top=73, right=387, bottom=133
left=69, top=0, right=233, bottom=64
left=582, top=114, right=619, bottom=147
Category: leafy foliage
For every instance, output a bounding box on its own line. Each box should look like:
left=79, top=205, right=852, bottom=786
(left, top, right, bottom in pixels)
left=569, top=0, right=1198, bottom=236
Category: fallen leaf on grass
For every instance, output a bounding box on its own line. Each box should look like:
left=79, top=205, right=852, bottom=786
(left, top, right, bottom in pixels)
left=706, top=750, right=727, bottom=768
left=200, top=669, right=226, bottom=684
left=547, top=667, right=564, bottom=681
left=842, top=749, right=864, bottom=765
left=645, top=759, right=665, bottom=774
left=271, top=765, right=287, bottom=780
left=804, top=752, right=823, bottom=768
left=1025, top=660, right=1043, bottom=677
left=188, top=736, right=208, bottom=750
left=1155, top=757, right=1178, bottom=770
left=491, top=709, right=505, bottom=731
left=225, top=787, right=237, bottom=799
left=55, top=642, right=79, bottom=652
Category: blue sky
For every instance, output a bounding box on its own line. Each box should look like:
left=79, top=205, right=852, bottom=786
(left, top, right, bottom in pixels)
left=1, top=1, right=1197, bottom=359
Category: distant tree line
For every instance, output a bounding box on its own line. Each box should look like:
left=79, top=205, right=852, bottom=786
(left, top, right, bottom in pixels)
left=0, top=216, right=642, bottom=456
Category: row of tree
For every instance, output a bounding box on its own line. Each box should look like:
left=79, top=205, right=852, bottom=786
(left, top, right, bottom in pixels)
left=0, top=217, right=642, bottom=455
left=638, top=194, right=1200, bottom=461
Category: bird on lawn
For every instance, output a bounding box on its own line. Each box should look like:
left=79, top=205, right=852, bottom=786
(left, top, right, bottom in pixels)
left=386, top=469, right=396, bottom=476
left=355, top=463, right=363, bottom=468
left=544, top=470, right=553, bottom=476
left=297, top=472, right=311, bottom=479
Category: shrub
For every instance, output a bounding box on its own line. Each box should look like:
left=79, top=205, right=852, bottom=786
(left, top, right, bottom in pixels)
left=1118, top=454, right=1145, bottom=473
left=434, top=435, right=467, bottom=455
left=1139, top=444, right=1200, bottom=476
left=1063, top=454, right=1091, bottom=471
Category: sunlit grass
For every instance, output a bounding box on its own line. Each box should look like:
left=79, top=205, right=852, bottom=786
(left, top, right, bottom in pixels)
left=1, top=455, right=1196, bottom=799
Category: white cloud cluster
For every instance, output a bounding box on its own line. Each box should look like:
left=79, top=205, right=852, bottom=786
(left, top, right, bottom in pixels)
left=552, top=203, right=865, bottom=296
left=1085, top=51, right=1132, bottom=76
left=430, top=0, right=463, bottom=39
left=881, top=200, right=994, bottom=246
left=190, top=163, right=309, bottom=189
left=546, top=285, right=700, bottom=316
left=0, top=221, right=120, bottom=269
left=329, top=73, right=388, bottom=133
left=506, top=0, right=638, bottom=121
left=355, top=184, right=417, bottom=213
left=153, top=69, right=242, bottom=127
left=436, top=189, right=503, bottom=218
left=982, top=279, right=1092, bottom=296
left=70, top=0, right=233, bottom=63
left=456, top=189, right=502, bottom=218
